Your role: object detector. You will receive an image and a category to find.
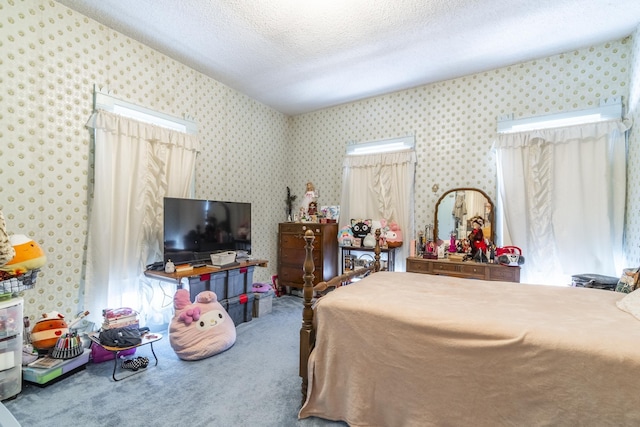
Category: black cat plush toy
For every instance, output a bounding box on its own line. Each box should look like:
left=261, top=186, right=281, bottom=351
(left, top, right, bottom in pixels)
left=351, top=219, right=371, bottom=246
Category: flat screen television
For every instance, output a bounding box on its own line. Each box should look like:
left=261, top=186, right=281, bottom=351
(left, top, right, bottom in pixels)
left=163, top=197, right=251, bottom=264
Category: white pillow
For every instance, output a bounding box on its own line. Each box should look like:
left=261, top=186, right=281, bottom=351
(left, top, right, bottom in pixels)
left=616, top=289, right=640, bottom=320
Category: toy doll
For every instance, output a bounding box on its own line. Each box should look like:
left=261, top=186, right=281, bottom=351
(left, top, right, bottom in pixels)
left=468, top=216, right=488, bottom=262
left=300, top=182, right=318, bottom=216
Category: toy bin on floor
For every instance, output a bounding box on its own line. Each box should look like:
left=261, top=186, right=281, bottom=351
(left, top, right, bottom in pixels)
left=221, top=293, right=254, bottom=326
left=22, top=348, right=90, bottom=386
left=253, top=288, right=274, bottom=318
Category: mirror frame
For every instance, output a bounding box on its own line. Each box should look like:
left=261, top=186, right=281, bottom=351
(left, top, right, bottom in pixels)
left=433, top=187, right=495, bottom=244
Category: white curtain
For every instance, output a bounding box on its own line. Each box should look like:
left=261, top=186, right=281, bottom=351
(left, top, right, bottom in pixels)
left=495, top=119, right=630, bottom=285
left=339, top=151, right=416, bottom=271
left=85, top=110, right=199, bottom=325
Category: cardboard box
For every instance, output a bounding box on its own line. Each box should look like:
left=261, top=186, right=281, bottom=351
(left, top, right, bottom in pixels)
left=252, top=289, right=273, bottom=317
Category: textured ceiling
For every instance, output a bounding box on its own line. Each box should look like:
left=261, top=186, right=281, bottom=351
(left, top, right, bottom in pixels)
left=56, top=0, right=640, bottom=116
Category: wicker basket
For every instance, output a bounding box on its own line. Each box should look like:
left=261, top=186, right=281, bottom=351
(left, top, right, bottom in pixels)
left=0, top=268, right=39, bottom=296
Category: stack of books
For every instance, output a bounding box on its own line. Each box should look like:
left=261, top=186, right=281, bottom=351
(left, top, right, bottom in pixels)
left=174, top=263, right=193, bottom=273
left=101, top=307, right=138, bottom=330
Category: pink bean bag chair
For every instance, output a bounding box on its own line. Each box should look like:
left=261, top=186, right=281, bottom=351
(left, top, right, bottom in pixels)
left=169, top=289, right=236, bottom=361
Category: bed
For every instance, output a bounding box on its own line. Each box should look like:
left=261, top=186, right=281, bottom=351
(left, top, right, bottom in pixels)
left=297, top=230, right=640, bottom=426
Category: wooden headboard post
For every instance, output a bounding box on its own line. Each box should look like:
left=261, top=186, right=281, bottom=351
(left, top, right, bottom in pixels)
left=300, top=229, right=316, bottom=404
left=299, top=227, right=382, bottom=405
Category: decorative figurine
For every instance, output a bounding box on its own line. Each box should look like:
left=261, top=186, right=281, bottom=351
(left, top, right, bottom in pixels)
left=468, top=216, right=488, bottom=262
left=449, top=232, right=457, bottom=253
left=285, top=186, right=297, bottom=222
left=300, top=182, right=318, bottom=217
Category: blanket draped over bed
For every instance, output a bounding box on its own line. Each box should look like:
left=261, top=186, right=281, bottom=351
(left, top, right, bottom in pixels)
left=298, top=272, right=640, bottom=426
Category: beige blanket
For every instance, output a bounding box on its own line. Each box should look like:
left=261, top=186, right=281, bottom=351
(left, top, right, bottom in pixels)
left=299, top=272, right=640, bottom=426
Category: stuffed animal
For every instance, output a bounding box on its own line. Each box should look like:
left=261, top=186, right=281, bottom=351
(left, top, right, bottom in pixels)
left=337, top=225, right=354, bottom=246
left=385, top=222, right=403, bottom=248
left=0, top=234, right=46, bottom=275
left=362, top=233, right=377, bottom=248
left=30, top=311, right=69, bottom=352
left=366, top=219, right=389, bottom=247
left=371, top=219, right=388, bottom=235
left=351, top=219, right=371, bottom=241
left=0, top=210, right=15, bottom=267
left=169, top=289, right=236, bottom=361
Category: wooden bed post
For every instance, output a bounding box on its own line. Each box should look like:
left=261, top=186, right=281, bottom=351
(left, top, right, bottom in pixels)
left=299, top=228, right=382, bottom=406
left=300, top=229, right=316, bottom=405
left=373, top=228, right=381, bottom=272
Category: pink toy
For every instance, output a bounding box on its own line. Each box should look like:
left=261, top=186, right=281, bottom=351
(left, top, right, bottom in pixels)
left=385, top=222, right=403, bottom=248
left=169, top=289, right=236, bottom=361
left=252, top=282, right=271, bottom=293
left=337, top=225, right=354, bottom=246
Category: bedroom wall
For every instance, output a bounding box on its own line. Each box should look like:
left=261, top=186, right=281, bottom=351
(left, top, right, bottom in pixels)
left=0, top=0, right=289, bottom=320
left=1, top=0, right=636, bottom=321
left=625, top=25, right=640, bottom=266
left=287, top=34, right=637, bottom=268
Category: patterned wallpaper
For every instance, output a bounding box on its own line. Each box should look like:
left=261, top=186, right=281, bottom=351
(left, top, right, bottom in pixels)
left=289, top=39, right=635, bottom=247
left=626, top=25, right=640, bottom=266
left=0, top=0, right=289, bottom=321
left=0, top=0, right=637, bottom=321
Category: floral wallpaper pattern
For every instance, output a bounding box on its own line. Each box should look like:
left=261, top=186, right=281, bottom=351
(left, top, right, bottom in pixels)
left=0, top=0, right=637, bottom=321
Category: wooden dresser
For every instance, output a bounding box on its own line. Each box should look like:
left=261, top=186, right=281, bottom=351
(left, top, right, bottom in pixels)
left=278, top=222, right=338, bottom=290
left=406, top=257, right=520, bottom=283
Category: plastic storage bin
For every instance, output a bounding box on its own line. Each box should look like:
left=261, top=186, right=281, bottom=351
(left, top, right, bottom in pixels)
left=209, top=271, right=227, bottom=300
left=23, top=348, right=91, bottom=385
left=221, top=293, right=254, bottom=326
left=227, top=266, right=255, bottom=299
left=0, top=298, right=22, bottom=400
left=188, top=271, right=227, bottom=301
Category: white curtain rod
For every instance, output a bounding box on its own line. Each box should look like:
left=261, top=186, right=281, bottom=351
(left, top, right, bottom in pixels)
left=346, top=135, right=415, bottom=155
left=93, top=85, right=198, bottom=134
left=497, top=97, right=623, bottom=134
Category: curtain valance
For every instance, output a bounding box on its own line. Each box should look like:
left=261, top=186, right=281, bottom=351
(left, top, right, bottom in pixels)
left=343, top=150, right=416, bottom=168
left=87, top=110, right=200, bottom=152
left=494, top=119, right=631, bottom=149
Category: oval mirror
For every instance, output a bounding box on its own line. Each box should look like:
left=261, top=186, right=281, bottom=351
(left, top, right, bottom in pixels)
left=433, top=188, right=494, bottom=244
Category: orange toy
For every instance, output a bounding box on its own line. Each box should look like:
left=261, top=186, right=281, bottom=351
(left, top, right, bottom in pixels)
left=31, top=311, right=69, bottom=351
left=0, top=234, right=46, bottom=275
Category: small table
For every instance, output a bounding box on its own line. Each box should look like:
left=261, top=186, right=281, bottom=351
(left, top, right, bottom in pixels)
left=88, top=332, right=163, bottom=381
left=341, top=245, right=399, bottom=273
